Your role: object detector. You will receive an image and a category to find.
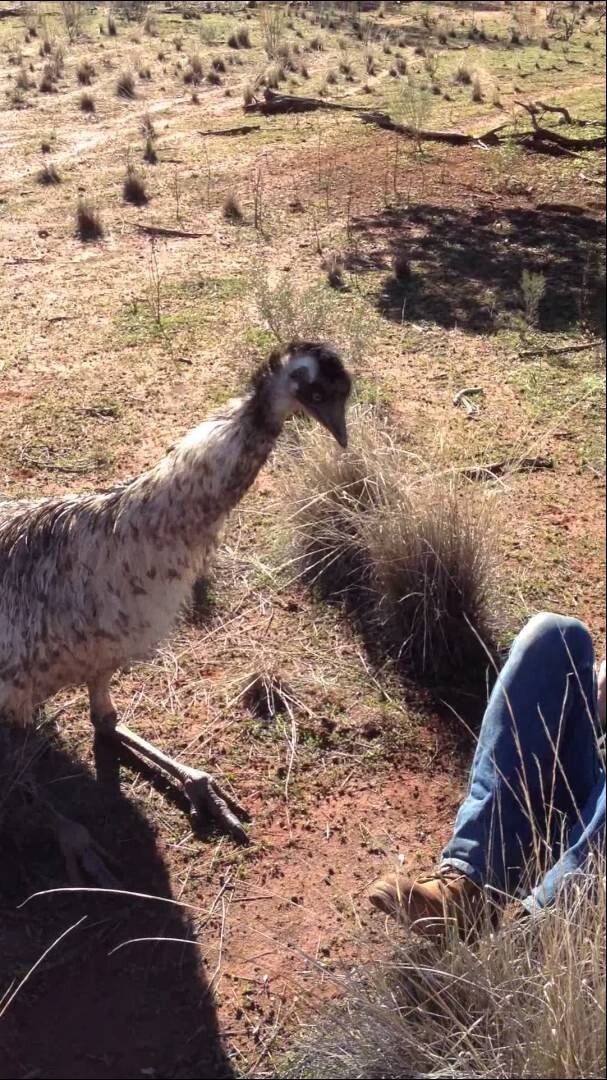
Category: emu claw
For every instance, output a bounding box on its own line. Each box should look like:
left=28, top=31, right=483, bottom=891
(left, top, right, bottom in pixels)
left=57, top=817, right=121, bottom=889
left=184, top=772, right=250, bottom=845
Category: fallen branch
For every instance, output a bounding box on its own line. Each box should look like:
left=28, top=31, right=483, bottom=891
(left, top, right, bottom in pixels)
left=518, top=340, right=603, bottom=359
left=244, top=89, right=508, bottom=145
left=453, top=386, right=485, bottom=419
left=535, top=201, right=588, bottom=214
left=135, top=224, right=206, bottom=239
left=199, top=124, right=261, bottom=137
left=580, top=172, right=606, bottom=188
left=244, top=90, right=606, bottom=154
left=516, top=101, right=606, bottom=150
left=244, top=89, right=365, bottom=116
left=460, top=457, right=554, bottom=481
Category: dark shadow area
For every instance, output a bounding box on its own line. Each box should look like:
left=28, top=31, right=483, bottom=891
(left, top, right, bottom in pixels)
left=348, top=202, right=605, bottom=335
left=0, top=724, right=235, bottom=1080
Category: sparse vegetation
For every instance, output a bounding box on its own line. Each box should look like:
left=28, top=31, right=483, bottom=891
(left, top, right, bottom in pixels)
left=278, top=406, right=497, bottom=681
left=116, top=70, right=136, bottom=99
left=289, top=864, right=605, bottom=1079
left=123, top=164, right=149, bottom=206
left=472, top=73, right=484, bottom=102
left=76, top=59, right=95, bottom=85
left=76, top=197, right=104, bottom=241
left=79, top=91, right=95, bottom=113
left=59, top=1, right=87, bottom=43
left=229, top=25, right=252, bottom=49
left=184, top=54, right=204, bottom=84
left=37, top=160, right=61, bottom=185
left=520, top=268, right=547, bottom=328
left=222, top=192, right=244, bottom=223
left=455, top=61, right=473, bottom=85
left=116, top=1, right=149, bottom=19
left=260, top=4, right=286, bottom=59
left=398, top=78, right=434, bottom=149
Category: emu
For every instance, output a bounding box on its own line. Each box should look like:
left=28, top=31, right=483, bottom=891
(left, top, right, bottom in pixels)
left=0, top=342, right=351, bottom=883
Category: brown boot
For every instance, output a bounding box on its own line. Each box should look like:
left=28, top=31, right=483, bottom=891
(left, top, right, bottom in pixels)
left=368, top=867, right=496, bottom=941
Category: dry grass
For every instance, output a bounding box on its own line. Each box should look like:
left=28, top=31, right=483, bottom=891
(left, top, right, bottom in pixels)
left=472, top=74, right=485, bottom=103
left=37, top=160, right=61, bottom=185
left=288, top=862, right=606, bottom=1079
left=228, top=25, right=252, bottom=49
left=277, top=406, right=498, bottom=682
left=76, top=59, right=95, bottom=85
left=184, top=54, right=204, bottom=85
left=75, top=198, right=104, bottom=242
left=222, top=192, right=244, bottom=223
left=143, top=134, right=158, bottom=163
left=116, top=70, right=136, bottom=99
left=123, top=164, right=149, bottom=206
left=79, top=91, right=95, bottom=114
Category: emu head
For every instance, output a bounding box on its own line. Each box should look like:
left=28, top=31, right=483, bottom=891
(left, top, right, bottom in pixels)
left=282, top=341, right=352, bottom=448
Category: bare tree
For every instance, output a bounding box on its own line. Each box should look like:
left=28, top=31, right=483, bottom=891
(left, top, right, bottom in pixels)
left=59, top=1, right=91, bottom=41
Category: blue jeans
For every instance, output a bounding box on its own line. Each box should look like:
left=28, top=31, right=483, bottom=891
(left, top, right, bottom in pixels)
left=442, top=613, right=605, bottom=912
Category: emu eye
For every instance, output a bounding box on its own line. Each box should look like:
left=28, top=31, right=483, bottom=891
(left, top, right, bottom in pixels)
left=312, top=392, right=323, bottom=404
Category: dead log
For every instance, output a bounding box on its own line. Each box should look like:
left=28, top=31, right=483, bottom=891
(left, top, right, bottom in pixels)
left=199, top=124, right=261, bottom=137
left=518, top=340, right=602, bottom=359
left=244, top=89, right=364, bottom=116
left=244, top=90, right=605, bottom=153
left=244, top=89, right=509, bottom=146
left=516, top=101, right=606, bottom=150
left=533, top=100, right=573, bottom=124
left=361, top=111, right=509, bottom=146
left=0, top=7, right=21, bottom=18
left=135, top=224, right=206, bottom=239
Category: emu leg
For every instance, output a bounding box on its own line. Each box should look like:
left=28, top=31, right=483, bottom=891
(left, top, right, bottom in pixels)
left=88, top=679, right=250, bottom=844
left=114, top=724, right=250, bottom=844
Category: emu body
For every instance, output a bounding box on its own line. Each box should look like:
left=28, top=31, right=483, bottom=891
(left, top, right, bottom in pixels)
left=0, top=343, right=351, bottom=872
left=0, top=410, right=272, bottom=722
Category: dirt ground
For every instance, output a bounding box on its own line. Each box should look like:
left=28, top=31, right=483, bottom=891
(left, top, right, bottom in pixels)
left=0, top=2, right=605, bottom=1077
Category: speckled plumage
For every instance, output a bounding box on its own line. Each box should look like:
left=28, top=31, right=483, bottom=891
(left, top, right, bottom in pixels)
left=0, top=343, right=351, bottom=726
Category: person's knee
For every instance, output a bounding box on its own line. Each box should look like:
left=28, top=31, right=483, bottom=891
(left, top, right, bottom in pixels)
left=518, top=612, right=593, bottom=667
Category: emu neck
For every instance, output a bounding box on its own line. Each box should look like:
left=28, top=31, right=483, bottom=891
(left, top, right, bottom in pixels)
left=116, top=375, right=286, bottom=555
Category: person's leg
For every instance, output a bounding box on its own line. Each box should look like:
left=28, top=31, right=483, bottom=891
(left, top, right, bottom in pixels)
left=369, top=613, right=602, bottom=934
left=523, top=776, right=605, bottom=912
left=442, top=613, right=601, bottom=898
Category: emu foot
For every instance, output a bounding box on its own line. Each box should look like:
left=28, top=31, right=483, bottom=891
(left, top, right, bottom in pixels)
left=184, top=772, right=251, bottom=845
left=56, top=815, right=120, bottom=889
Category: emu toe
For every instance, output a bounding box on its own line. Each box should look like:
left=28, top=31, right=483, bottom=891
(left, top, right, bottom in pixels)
left=184, top=771, right=251, bottom=845
left=56, top=815, right=120, bottom=889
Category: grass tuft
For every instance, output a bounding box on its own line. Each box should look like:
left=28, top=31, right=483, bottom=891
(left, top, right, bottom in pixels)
left=278, top=406, right=498, bottom=682
left=222, top=192, right=244, bottom=223
left=79, top=91, right=96, bottom=113
left=288, top=862, right=606, bottom=1080
left=123, top=164, right=149, bottom=206
left=37, top=160, right=61, bottom=185
left=116, top=71, right=137, bottom=99
left=77, top=59, right=95, bottom=85
left=76, top=198, right=104, bottom=242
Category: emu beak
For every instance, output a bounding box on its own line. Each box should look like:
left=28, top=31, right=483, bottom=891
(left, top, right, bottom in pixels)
left=315, top=401, right=348, bottom=449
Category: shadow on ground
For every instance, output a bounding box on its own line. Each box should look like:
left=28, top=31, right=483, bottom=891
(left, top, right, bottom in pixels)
left=348, top=202, right=605, bottom=335
left=0, top=724, right=234, bottom=1080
